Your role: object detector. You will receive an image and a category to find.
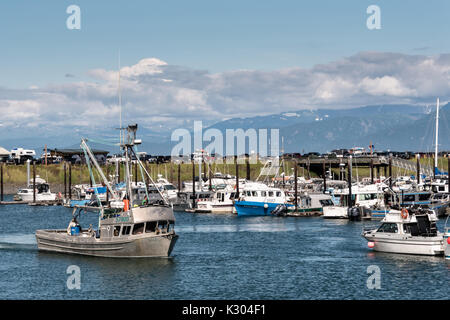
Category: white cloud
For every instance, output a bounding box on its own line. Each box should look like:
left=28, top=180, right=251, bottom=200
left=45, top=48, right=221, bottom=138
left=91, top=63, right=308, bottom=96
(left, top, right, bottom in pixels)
left=1, top=51, right=450, bottom=138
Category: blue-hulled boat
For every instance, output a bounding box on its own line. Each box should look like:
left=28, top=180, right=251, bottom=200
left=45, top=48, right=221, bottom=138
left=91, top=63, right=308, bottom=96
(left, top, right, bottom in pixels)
left=234, top=183, right=293, bottom=216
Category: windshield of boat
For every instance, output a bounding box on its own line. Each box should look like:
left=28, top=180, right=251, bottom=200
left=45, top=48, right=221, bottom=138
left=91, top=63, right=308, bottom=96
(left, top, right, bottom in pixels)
left=377, top=223, right=398, bottom=233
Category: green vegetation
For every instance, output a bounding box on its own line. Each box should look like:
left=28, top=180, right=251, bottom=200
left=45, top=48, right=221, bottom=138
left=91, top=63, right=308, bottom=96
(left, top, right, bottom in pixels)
left=1, top=156, right=447, bottom=187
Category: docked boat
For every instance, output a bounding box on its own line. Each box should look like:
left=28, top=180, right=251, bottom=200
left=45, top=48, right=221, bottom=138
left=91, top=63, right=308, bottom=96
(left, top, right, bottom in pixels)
left=323, top=184, right=387, bottom=219
left=234, top=182, right=293, bottom=216
left=15, top=176, right=57, bottom=202
left=286, top=192, right=334, bottom=216
left=35, top=124, right=178, bottom=258
left=362, top=207, right=444, bottom=256
left=194, top=185, right=235, bottom=214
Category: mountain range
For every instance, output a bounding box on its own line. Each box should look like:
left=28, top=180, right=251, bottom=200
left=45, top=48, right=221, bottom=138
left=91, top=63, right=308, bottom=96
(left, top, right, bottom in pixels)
left=0, top=104, right=448, bottom=156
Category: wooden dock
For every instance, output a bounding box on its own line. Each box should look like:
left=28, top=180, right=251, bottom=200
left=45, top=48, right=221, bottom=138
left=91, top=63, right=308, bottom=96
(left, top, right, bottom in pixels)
left=0, top=200, right=62, bottom=206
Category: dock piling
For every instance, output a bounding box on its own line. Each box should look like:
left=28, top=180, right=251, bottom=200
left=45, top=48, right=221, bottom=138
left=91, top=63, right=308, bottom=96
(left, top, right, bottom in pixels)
left=192, top=160, right=196, bottom=209
left=416, top=154, right=421, bottom=185
left=348, top=156, right=352, bottom=207
left=33, top=161, right=36, bottom=203
left=69, top=162, right=72, bottom=200
left=322, top=159, right=326, bottom=193
left=294, top=161, right=298, bottom=213
left=235, top=156, right=239, bottom=196
left=0, top=163, right=3, bottom=202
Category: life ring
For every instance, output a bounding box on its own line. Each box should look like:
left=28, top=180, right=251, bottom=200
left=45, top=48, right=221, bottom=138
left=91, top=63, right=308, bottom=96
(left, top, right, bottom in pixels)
left=401, top=208, right=408, bottom=219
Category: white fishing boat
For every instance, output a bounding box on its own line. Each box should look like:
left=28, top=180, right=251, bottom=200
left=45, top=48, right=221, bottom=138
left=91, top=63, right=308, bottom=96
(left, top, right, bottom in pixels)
left=362, top=208, right=444, bottom=256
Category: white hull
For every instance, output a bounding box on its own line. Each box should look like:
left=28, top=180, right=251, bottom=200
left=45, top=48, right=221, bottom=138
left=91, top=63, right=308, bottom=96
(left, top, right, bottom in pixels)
left=323, top=206, right=348, bottom=219
left=364, top=233, right=444, bottom=256
left=195, top=202, right=234, bottom=214
left=18, top=193, right=57, bottom=202
left=445, top=232, right=450, bottom=259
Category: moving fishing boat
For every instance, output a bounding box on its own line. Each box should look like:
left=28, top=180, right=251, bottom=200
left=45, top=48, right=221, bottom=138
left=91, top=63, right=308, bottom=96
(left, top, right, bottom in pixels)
left=35, top=124, right=178, bottom=258
left=362, top=207, right=444, bottom=256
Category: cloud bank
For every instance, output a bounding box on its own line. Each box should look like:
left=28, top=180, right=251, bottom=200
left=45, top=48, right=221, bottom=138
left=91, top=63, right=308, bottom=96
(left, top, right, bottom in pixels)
left=1, top=51, right=450, bottom=136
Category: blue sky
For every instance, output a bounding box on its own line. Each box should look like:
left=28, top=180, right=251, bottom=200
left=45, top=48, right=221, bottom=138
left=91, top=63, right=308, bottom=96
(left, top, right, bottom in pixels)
left=1, top=0, right=450, bottom=88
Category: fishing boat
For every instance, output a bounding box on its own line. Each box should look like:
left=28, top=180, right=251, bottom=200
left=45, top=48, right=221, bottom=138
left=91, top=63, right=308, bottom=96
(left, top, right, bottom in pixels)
left=234, top=182, right=293, bottom=216
left=35, top=124, right=178, bottom=258
left=362, top=207, right=444, bottom=256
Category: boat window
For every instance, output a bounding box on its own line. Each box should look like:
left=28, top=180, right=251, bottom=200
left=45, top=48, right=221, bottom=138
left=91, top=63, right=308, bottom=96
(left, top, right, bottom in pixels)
left=122, top=225, right=131, bottom=235
left=403, top=195, right=416, bottom=202
left=377, top=223, right=398, bottom=233
left=113, top=226, right=121, bottom=237
left=261, top=191, right=267, bottom=197
left=418, top=194, right=431, bottom=201
left=252, top=191, right=258, bottom=197
left=268, top=191, right=274, bottom=197
left=360, top=193, right=377, bottom=201
left=246, top=191, right=251, bottom=196
left=319, top=199, right=333, bottom=206
left=158, top=220, right=168, bottom=233
left=145, top=221, right=157, bottom=233
left=132, top=223, right=145, bottom=235
left=403, top=223, right=419, bottom=236
left=276, top=191, right=281, bottom=197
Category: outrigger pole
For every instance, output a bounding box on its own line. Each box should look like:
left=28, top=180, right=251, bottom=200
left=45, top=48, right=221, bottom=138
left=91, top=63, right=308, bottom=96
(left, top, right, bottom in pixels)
left=81, top=139, right=120, bottom=202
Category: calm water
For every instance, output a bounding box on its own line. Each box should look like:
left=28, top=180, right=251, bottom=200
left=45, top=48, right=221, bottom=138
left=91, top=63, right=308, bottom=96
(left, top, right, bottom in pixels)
left=0, top=195, right=448, bottom=300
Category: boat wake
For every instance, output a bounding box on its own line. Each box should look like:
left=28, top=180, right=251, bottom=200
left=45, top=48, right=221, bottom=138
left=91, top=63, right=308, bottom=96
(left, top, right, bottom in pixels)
left=0, top=234, right=37, bottom=251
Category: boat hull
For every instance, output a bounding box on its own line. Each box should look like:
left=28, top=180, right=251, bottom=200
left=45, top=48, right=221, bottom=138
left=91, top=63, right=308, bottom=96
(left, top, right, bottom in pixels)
left=17, top=193, right=57, bottom=202
left=363, top=232, right=444, bottom=256
left=444, top=232, right=450, bottom=260
left=35, top=230, right=178, bottom=258
left=234, top=201, right=293, bottom=216
left=322, top=206, right=348, bottom=219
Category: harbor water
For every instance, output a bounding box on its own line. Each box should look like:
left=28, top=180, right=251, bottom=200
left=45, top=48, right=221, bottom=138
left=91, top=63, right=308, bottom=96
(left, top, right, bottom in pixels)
left=0, top=195, right=448, bottom=300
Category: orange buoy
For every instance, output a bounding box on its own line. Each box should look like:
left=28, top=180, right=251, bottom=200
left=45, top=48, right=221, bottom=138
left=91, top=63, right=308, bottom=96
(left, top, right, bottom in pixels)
left=401, top=208, right=408, bottom=219
left=447, top=237, right=450, bottom=245
left=368, top=242, right=375, bottom=248
left=123, top=199, right=129, bottom=212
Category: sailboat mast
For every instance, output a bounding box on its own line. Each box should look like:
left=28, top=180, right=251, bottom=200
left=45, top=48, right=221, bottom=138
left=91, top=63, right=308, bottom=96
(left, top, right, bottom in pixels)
left=435, top=98, right=439, bottom=171
left=118, top=51, right=122, bottom=146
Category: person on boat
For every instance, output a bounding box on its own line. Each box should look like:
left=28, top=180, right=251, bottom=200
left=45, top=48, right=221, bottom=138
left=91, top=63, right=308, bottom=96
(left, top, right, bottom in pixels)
left=67, top=217, right=79, bottom=235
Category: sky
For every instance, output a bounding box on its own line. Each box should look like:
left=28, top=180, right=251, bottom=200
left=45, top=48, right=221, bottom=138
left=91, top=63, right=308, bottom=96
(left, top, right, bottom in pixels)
left=1, top=0, right=450, bottom=145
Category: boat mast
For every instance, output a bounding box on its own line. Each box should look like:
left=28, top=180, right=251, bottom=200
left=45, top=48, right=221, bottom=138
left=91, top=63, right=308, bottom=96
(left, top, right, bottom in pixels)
left=435, top=98, right=439, bottom=173
left=118, top=50, right=122, bottom=147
